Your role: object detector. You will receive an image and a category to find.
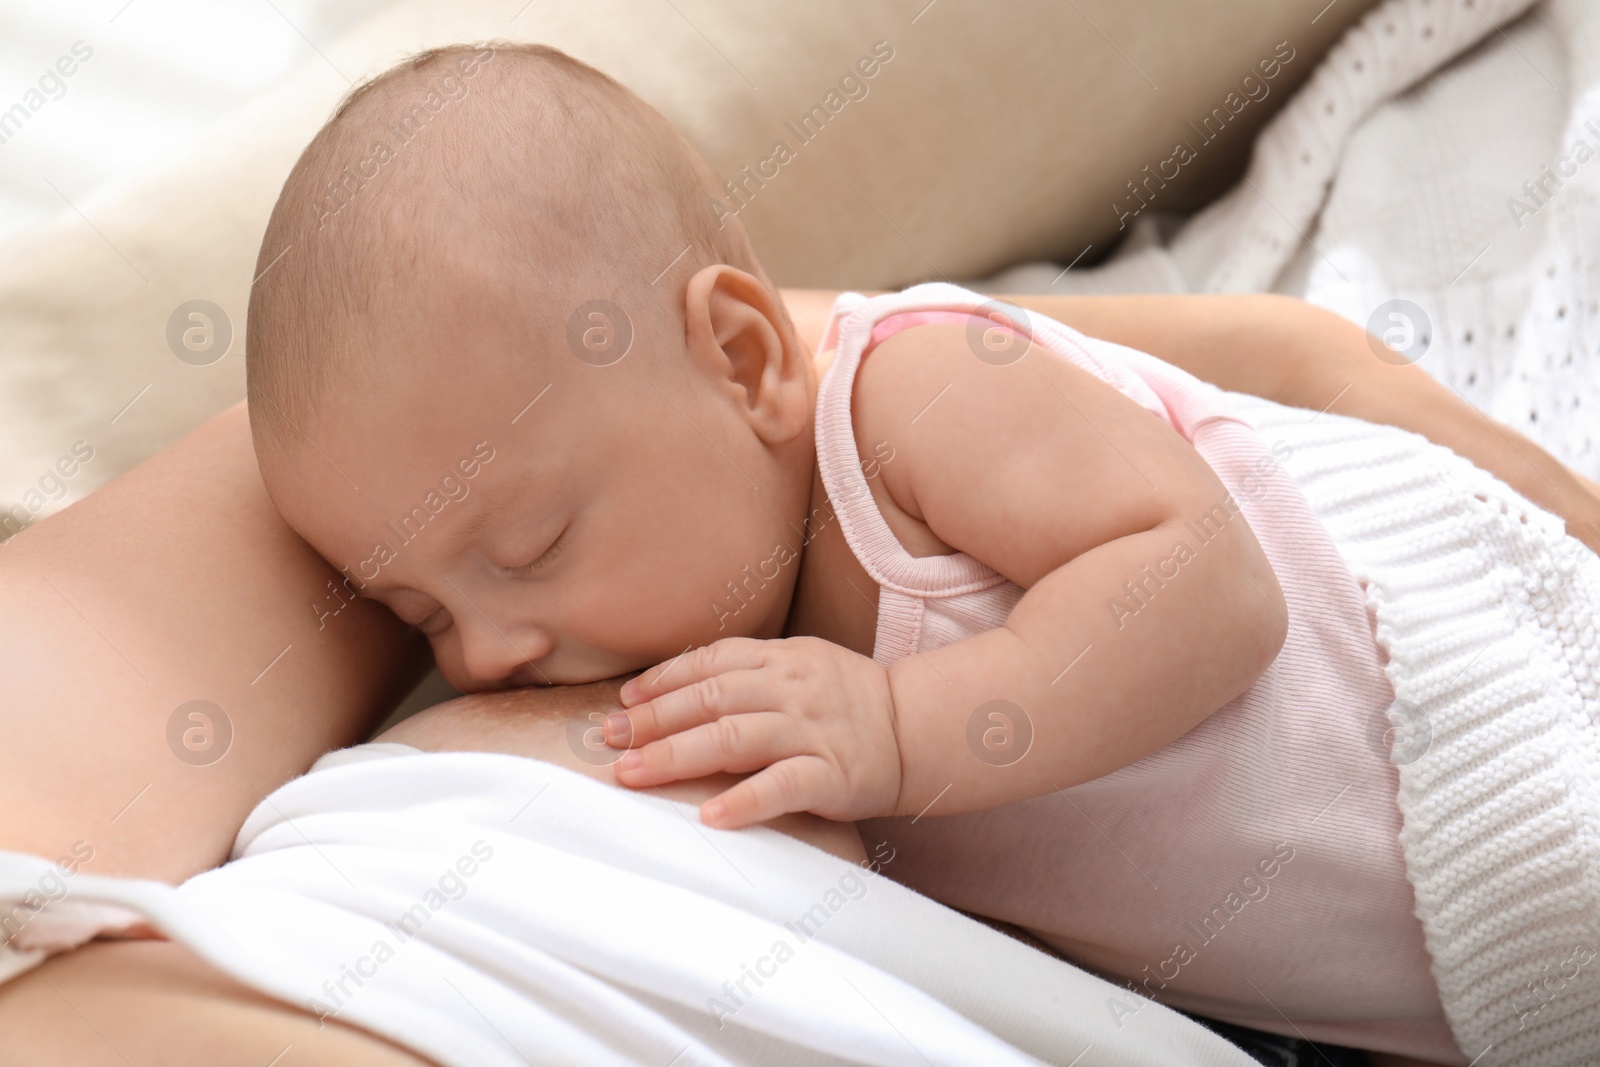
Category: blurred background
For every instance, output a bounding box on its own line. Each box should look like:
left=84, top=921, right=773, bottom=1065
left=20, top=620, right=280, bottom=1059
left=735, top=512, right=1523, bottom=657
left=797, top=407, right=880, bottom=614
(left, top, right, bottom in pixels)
left=0, top=0, right=1585, bottom=522
left=0, top=1, right=389, bottom=242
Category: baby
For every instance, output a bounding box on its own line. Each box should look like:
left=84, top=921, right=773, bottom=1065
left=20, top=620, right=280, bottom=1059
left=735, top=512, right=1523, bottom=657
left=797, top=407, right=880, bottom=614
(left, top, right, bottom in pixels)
left=250, top=39, right=1291, bottom=831
left=248, top=42, right=1600, bottom=1067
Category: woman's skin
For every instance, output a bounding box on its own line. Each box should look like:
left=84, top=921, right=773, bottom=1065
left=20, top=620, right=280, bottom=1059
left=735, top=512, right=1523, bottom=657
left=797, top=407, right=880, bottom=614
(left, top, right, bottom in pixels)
left=377, top=678, right=868, bottom=863
left=1, top=285, right=1554, bottom=1067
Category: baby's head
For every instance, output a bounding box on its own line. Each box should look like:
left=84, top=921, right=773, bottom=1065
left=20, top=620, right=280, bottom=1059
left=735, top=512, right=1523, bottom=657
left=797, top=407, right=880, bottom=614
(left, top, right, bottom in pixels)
left=248, top=43, right=819, bottom=691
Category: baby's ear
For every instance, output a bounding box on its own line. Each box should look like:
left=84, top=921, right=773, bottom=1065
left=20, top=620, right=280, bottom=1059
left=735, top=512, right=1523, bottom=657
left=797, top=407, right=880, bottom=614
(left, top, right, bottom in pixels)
left=684, top=264, right=811, bottom=445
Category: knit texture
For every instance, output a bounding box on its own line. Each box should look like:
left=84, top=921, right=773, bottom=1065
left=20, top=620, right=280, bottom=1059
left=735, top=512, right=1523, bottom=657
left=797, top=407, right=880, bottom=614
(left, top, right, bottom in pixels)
left=1166, top=0, right=1542, bottom=292
left=1228, top=390, right=1600, bottom=1066
left=981, top=0, right=1600, bottom=481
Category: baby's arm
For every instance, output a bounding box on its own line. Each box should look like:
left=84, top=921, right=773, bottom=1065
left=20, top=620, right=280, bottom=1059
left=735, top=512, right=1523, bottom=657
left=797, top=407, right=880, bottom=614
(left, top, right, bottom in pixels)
left=611, top=321, right=1288, bottom=825
left=851, top=321, right=1288, bottom=816
left=1001, top=292, right=1600, bottom=554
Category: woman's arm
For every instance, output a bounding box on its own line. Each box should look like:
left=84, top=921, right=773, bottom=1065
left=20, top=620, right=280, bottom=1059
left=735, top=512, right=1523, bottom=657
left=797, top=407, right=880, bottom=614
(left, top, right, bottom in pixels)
left=998, top=292, right=1600, bottom=554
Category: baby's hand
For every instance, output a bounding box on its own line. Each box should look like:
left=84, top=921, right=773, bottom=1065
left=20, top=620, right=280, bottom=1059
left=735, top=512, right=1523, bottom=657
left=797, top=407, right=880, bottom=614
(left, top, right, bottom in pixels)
left=605, top=636, right=902, bottom=829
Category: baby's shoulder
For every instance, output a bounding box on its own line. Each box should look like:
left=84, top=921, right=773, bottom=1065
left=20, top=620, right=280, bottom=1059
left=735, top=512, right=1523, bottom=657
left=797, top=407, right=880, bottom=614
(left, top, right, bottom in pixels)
left=851, top=317, right=1062, bottom=448
left=846, top=318, right=1044, bottom=523
left=851, top=319, right=983, bottom=433
left=844, top=312, right=1187, bottom=516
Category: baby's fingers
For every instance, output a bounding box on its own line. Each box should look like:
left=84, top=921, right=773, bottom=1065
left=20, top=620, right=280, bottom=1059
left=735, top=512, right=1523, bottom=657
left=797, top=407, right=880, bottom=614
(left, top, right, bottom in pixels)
left=700, top=756, right=835, bottom=829
left=619, top=638, right=768, bottom=705
left=605, top=668, right=767, bottom=748
left=614, top=712, right=793, bottom=788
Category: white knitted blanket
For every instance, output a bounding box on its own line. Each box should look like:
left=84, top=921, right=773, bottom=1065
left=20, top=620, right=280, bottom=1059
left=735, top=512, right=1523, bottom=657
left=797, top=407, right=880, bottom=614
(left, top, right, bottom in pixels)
left=1227, top=391, right=1600, bottom=1066
left=987, top=0, right=1600, bottom=481
left=978, top=0, right=1600, bottom=1061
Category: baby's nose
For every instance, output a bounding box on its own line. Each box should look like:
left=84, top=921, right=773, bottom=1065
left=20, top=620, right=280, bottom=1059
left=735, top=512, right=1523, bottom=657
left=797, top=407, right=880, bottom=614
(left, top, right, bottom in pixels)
left=455, top=620, right=553, bottom=690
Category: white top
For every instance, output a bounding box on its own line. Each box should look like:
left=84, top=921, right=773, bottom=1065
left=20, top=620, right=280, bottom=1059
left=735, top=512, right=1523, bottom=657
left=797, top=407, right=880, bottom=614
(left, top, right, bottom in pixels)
left=0, top=744, right=1259, bottom=1067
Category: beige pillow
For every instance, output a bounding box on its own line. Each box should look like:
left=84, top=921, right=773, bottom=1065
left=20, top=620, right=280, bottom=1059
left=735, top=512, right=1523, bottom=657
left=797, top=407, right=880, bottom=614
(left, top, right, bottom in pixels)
left=0, top=0, right=1380, bottom=517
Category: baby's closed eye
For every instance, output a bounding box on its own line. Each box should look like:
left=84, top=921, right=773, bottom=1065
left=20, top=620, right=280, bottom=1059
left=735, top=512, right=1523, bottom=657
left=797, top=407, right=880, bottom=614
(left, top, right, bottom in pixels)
left=503, top=526, right=568, bottom=578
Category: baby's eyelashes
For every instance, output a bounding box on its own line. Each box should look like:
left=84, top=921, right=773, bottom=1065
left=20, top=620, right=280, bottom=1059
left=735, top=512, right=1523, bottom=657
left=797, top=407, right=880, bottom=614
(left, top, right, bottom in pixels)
left=503, top=528, right=568, bottom=578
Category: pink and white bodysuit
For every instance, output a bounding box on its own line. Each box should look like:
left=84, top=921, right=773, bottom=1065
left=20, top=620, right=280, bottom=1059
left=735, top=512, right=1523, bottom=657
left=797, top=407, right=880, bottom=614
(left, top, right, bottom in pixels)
left=813, top=283, right=1469, bottom=1064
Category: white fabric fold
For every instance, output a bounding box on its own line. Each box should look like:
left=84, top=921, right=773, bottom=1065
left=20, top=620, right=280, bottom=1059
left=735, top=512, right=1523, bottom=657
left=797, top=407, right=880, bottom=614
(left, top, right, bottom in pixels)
left=0, top=747, right=1256, bottom=1067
